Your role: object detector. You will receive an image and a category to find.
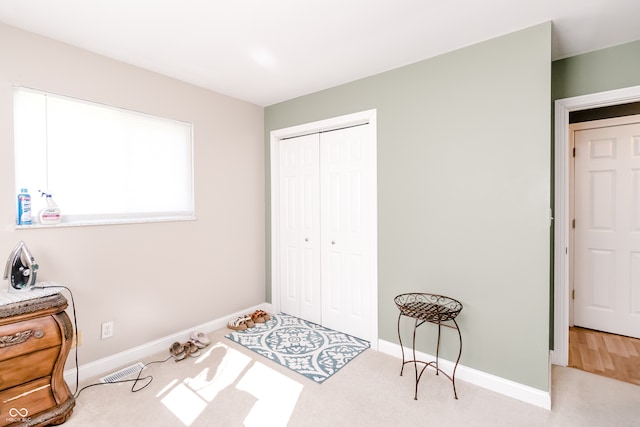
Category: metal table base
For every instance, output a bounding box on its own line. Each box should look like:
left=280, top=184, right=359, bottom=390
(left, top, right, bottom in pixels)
left=395, top=293, right=463, bottom=400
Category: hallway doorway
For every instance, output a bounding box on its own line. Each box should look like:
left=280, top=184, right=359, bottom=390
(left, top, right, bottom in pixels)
left=571, top=116, right=640, bottom=339
left=554, top=85, right=640, bottom=367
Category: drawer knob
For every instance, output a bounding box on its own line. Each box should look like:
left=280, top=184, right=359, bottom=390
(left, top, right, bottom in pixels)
left=34, top=330, right=44, bottom=339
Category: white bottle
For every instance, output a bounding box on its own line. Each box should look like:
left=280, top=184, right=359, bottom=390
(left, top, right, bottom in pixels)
left=39, top=192, right=61, bottom=224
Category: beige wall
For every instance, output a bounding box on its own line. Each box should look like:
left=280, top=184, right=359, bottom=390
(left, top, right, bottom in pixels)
left=0, top=23, right=265, bottom=365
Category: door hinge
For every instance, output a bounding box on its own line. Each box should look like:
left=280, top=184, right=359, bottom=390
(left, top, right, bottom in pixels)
left=572, top=219, right=576, bottom=229
left=572, top=289, right=575, bottom=300
left=573, top=147, right=576, bottom=157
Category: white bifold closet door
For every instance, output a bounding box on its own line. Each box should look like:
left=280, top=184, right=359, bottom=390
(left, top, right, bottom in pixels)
left=279, top=133, right=322, bottom=324
left=277, top=123, right=374, bottom=341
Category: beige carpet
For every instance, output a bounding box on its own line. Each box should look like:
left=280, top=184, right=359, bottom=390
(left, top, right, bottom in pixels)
left=63, top=327, right=640, bottom=427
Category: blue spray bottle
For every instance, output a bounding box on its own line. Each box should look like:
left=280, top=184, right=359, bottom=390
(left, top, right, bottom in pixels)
left=17, top=188, right=32, bottom=225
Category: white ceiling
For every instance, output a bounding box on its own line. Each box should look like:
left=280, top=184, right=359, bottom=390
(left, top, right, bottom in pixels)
left=1, top=0, right=639, bottom=106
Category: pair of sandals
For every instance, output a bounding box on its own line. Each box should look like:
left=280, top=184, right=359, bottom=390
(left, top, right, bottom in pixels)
left=169, top=331, right=211, bottom=362
left=227, top=310, right=271, bottom=331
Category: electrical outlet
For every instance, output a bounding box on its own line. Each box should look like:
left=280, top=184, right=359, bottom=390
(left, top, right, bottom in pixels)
left=101, top=321, right=114, bottom=339
left=71, top=330, right=82, bottom=348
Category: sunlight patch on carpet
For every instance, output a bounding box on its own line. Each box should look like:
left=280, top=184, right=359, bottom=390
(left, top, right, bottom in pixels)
left=225, top=313, right=370, bottom=384
left=237, top=361, right=303, bottom=426
left=161, top=382, right=207, bottom=426
left=158, top=341, right=301, bottom=426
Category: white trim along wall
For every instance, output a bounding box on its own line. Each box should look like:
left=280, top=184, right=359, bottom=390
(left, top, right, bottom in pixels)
left=378, top=340, right=551, bottom=410
left=553, top=84, right=640, bottom=366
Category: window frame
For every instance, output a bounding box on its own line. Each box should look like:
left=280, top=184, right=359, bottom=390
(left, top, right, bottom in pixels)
left=12, top=86, right=196, bottom=228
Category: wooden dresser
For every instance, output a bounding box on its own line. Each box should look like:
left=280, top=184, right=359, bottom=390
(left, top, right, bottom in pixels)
left=0, top=290, right=75, bottom=426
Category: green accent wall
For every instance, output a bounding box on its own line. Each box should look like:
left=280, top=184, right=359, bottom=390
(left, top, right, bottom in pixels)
left=266, top=23, right=552, bottom=391
left=553, top=40, right=640, bottom=100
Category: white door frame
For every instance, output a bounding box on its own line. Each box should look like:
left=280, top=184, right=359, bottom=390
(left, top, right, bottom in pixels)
left=553, top=85, right=640, bottom=366
left=270, top=109, right=378, bottom=348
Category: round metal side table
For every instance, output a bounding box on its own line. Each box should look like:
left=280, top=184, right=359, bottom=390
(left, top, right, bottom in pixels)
left=395, top=293, right=463, bottom=400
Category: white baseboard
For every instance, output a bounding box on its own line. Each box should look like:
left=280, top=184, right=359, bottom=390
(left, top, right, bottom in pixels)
left=377, top=339, right=551, bottom=410
left=64, top=303, right=272, bottom=386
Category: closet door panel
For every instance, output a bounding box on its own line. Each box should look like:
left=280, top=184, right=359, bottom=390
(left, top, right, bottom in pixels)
left=320, top=124, right=373, bottom=340
left=278, top=134, right=321, bottom=323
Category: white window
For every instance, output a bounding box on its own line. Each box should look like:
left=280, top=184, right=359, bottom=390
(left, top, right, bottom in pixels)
left=13, top=87, right=194, bottom=226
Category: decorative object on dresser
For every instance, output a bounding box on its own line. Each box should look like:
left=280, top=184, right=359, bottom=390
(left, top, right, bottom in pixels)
left=0, top=287, right=75, bottom=426
left=3, top=241, right=39, bottom=293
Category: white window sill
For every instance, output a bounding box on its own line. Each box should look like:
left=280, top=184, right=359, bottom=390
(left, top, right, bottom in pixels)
left=15, top=215, right=197, bottom=229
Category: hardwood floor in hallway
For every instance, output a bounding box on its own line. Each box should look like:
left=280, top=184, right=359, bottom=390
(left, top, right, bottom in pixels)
left=569, top=326, right=640, bottom=386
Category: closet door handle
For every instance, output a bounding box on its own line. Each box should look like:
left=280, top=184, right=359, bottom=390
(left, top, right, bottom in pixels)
left=331, top=240, right=336, bottom=245
left=305, top=238, right=309, bottom=242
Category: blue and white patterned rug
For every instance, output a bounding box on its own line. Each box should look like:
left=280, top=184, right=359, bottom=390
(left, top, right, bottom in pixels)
left=225, top=313, right=370, bottom=384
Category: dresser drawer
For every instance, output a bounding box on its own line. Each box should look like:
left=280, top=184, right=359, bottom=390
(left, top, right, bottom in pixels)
left=0, top=377, right=56, bottom=427
left=0, top=346, right=59, bottom=392
left=0, top=316, right=60, bottom=363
